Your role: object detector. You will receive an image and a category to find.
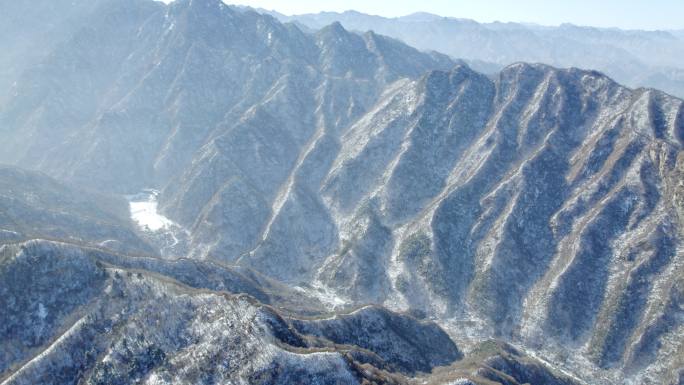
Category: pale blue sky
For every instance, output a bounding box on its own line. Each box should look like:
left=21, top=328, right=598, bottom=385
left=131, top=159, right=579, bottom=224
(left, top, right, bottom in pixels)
left=224, top=0, right=684, bottom=30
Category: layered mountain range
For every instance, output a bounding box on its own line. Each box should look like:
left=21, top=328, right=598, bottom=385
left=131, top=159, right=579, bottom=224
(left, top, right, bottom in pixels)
left=269, top=10, right=684, bottom=99
left=0, top=0, right=682, bottom=384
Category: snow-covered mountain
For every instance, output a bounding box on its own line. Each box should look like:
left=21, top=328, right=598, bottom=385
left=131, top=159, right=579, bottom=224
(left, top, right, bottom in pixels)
left=0, top=0, right=682, bottom=384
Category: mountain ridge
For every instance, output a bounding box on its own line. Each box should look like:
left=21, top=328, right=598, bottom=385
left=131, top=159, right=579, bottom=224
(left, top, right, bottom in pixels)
left=270, top=9, right=684, bottom=99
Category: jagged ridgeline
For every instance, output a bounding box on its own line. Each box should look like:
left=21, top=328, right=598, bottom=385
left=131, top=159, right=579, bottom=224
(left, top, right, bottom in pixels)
left=270, top=10, right=684, bottom=100
left=0, top=0, right=682, bottom=384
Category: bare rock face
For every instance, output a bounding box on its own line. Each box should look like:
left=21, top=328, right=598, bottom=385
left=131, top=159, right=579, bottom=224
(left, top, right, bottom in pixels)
left=0, top=1, right=682, bottom=384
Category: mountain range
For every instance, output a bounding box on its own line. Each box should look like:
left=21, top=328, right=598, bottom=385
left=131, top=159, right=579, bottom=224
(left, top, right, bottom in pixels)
left=266, top=10, right=684, bottom=99
left=0, top=0, right=682, bottom=384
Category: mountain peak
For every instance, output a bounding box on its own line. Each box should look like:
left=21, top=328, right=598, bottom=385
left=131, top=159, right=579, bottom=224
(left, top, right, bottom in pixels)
left=325, top=20, right=347, bottom=34
left=316, top=21, right=355, bottom=47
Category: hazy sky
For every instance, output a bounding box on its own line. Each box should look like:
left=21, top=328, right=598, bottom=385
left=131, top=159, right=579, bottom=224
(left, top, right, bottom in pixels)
left=223, top=0, right=684, bottom=30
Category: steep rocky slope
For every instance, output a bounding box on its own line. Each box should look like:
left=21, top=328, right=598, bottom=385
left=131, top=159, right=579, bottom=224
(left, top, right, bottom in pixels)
left=334, top=65, right=683, bottom=384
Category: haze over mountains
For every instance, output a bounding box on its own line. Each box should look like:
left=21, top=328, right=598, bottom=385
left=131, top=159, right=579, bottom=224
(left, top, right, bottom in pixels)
left=0, top=0, right=682, bottom=384
left=267, top=10, right=684, bottom=99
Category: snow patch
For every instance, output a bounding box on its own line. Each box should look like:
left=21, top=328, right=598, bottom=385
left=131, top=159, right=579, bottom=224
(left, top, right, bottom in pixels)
left=127, top=190, right=190, bottom=258
left=128, top=190, right=174, bottom=232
